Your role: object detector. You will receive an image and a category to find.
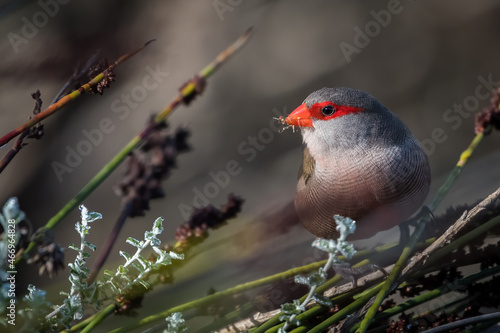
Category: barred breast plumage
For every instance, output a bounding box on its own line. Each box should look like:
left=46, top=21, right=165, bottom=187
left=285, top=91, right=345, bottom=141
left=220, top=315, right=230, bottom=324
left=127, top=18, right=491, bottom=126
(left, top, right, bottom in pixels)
left=286, top=87, right=430, bottom=240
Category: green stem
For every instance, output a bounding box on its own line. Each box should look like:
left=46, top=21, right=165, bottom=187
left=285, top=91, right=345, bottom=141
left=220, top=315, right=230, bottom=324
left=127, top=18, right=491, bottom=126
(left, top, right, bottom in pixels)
left=267, top=288, right=363, bottom=333
left=17, top=28, right=253, bottom=265
left=63, top=313, right=95, bottom=332
left=20, top=136, right=142, bottom=263
left=75, top=257, right=323, bottom=332
left=193, top=302, right=256, bottom=333
left=307, top=284, right=382, bottom=333
left=73, top=233, right=403, bottom=333
left=464, top=320, right=500, bottom=333
left=80, top=304, right=115, bottom=333
left=288, top=324, right=314, bottom=333
left=428, top=131, right=484, bottom=211
left=107, top=282, right=272, bottom=333
left=355, top=217, right=427, bottom=333
left=289, top=252, right=497, bottom=333
left=424, top=311, right=500, bottom=333
left=352, top=213, right=500, bottom=332
left=427, top=214, right=500, bottom=267
left=250, top=239, right=434, bottom=333
left=350, top=265, right=500, bottom=332
left=249, top=259, right=378, bottom=333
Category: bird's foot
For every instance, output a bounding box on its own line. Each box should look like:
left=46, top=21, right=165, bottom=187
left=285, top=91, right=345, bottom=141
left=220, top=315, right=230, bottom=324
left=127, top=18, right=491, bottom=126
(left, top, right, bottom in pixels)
left=398, top=205, right=435, bottom=245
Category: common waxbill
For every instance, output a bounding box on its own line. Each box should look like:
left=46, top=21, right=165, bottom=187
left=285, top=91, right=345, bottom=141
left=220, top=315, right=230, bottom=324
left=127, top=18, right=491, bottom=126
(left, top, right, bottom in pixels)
left=285, top=87, right=431, bottom=240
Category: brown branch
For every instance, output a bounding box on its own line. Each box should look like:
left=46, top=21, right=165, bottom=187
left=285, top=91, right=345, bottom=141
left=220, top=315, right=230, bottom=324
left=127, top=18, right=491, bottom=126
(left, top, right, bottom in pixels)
left=214, top=265, right=394, bottom=333
left=0, top=91, right=44, bottom=173
left=401, top=186, right=500, bottom=280
left=0, top=40, right=154, bottom=147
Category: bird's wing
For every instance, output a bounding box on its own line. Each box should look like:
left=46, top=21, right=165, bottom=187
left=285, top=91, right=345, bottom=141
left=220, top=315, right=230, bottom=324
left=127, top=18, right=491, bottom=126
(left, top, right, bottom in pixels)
left=298, top=146, right=315, bottom=185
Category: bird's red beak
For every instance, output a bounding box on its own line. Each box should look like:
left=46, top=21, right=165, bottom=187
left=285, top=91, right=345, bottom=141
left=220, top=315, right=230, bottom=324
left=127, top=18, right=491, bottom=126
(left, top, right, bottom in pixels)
left=285, top=103, right=314, bottom=128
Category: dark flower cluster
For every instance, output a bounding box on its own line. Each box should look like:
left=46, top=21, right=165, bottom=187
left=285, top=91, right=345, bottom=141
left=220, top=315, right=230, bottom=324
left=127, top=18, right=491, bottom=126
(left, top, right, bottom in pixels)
left=13, top=90, right=45, bottom=151
left=393, top=266, right=463, bottom=299
left=26, top=90, right=44, bottom=140
left=380, top=299, right=397, bottom=312
left=27, top=233, right=65, bottom=278
left=418, top=267, right=463, bottom=292
left=475, top=84, right=500, bottom=134
left=479, top=242, right=500, bottom=270
left=467, top=275, right=500, bottom=309
left=87, top=58, right=116, bottom=95
left=175, top=194, right=244, bottom=249
left=151, top=194, right=243, bottom=286
left=179, top=75, right=206, bottom=105
left=115, top=121, right=190, bottom=217
left=387, top=311, right=464, bottom=333
left=114, top=293, right=145, bottom=316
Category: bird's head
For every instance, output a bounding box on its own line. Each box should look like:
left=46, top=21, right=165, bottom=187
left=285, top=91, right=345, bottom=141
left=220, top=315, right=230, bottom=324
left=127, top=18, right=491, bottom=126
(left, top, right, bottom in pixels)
left=285, top=87, right=405, bottom=159
left=285, top=87, right=383, bottom=128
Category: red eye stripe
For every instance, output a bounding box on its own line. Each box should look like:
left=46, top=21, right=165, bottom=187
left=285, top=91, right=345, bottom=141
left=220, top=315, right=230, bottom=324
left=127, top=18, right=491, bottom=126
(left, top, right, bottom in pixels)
left=309, top=101, right=364, bottom=120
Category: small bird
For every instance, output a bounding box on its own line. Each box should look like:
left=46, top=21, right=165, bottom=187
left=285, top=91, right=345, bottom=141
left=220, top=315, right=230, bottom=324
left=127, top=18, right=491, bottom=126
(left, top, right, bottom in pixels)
left=285, top=87, right=431, bottom=240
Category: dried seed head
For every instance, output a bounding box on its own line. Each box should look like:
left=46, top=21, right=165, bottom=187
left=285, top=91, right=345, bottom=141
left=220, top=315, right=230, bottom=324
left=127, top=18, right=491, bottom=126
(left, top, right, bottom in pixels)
left=27, top=235, right=65, bottom=278
left=273, top=116, right=296, bottom=133
left=88, top=59, right=116, bottom=95
left=115, top=121, right=190, bottom=217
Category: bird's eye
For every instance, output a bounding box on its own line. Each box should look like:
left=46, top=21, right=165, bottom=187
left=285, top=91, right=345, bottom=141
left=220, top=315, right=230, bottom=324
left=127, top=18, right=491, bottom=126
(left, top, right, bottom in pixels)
left=321, top=105, right=335, bottom=116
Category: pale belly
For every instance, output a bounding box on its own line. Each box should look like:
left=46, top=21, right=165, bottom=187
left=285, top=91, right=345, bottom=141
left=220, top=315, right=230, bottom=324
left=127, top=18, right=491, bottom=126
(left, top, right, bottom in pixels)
left=294, top=149, right=430, bottom=240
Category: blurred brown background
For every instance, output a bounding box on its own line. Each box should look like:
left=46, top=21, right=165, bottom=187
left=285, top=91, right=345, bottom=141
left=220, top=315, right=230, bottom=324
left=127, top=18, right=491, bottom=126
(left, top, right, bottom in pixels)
left=1, top=0, right=500, bottom=330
